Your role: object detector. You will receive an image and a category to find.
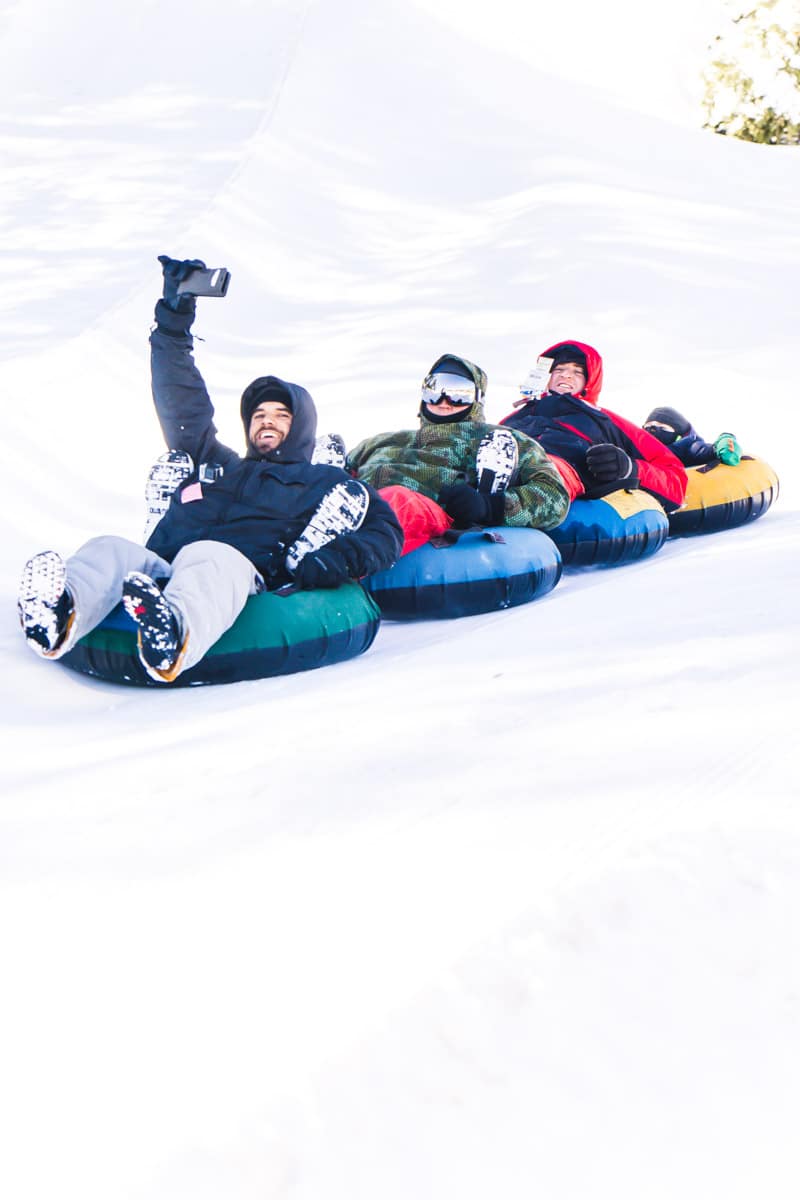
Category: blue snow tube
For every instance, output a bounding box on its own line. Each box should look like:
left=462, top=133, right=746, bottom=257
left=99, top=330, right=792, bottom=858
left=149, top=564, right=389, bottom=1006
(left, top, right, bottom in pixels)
left=362, top=527, right=562, bottom=620
left=60, top=582, right=382, bottom=687
left=547, top=489, right=669, bottom=567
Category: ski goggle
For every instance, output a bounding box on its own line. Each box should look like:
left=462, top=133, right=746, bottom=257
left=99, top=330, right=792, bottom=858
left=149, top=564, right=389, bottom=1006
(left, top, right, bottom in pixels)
left=420, top=373, right=477, bottom=407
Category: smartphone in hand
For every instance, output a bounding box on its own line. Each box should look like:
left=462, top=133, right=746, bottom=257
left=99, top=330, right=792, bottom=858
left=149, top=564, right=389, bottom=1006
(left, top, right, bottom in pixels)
left=176, top=267, right=231, bottom=298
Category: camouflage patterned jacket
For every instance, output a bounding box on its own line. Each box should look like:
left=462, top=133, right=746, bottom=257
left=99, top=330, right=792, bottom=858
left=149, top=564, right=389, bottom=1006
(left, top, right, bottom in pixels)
left=346, top=399, right=569, bottom=531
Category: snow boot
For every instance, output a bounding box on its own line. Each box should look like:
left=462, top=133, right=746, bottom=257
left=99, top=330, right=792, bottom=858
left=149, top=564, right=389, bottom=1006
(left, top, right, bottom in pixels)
left=143, top=450, right=194, bottom=541
left=476, top=429, right=519, bottom=494
left=17, top=550, right=76, bottom=657
left=285, top=479, right=369, bottom=573
left=122, top=571, right=186, bottom=682
left=312, top=433, right=347, bottom=469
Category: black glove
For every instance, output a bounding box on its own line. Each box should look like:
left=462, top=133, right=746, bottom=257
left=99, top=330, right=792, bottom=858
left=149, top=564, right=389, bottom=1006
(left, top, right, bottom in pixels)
left=584, top=443, right=639, bottom=489
left=157, top=255, right=206, bottom=312
left=290, top=546, right=350, bottom=589
left=438, top=483, right=503, bottom=528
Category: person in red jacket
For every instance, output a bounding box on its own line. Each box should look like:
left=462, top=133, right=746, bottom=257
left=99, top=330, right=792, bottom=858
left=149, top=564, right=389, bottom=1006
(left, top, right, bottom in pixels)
left=501, top=340, right=687, bottom=512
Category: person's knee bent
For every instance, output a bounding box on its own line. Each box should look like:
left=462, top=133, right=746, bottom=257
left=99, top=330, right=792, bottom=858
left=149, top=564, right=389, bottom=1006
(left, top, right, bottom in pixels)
left=170, top=540, right=258, bottom=593
left=74, top=533, right=137, bottom=558
left=171, top=540, right=251, bottom=570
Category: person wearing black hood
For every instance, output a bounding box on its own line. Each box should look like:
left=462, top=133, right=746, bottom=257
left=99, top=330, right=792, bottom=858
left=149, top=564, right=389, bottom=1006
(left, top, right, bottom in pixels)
left=16, top=256, right=402, bottom=683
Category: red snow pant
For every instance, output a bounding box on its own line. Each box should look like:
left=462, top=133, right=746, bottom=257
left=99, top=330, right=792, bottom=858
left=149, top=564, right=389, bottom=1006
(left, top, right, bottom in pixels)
left=378, top=485, right=454, bottom=555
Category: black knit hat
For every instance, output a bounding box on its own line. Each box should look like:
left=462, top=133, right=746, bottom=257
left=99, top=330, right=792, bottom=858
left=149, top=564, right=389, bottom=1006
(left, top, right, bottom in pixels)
left=644, top=406, right=691, bottom=442
left=549, top=344, right=588, bottom=374
left=240, top=377, right=294, bottom=426
left=426, top=353, right=487, bottom=398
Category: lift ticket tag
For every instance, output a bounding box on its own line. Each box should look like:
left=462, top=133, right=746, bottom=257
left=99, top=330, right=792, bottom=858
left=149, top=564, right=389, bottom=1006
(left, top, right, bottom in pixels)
left=515, top=356, right=553, bottom=405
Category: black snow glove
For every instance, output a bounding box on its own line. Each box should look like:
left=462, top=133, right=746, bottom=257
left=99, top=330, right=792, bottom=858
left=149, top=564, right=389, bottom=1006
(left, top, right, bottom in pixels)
left=584, top=443, right=639, bottom=490
left=157, top=254, right=206, bottom=313
left=438, top=483, right=504, bottom=528
left=290, top=546, right=350, bottom=590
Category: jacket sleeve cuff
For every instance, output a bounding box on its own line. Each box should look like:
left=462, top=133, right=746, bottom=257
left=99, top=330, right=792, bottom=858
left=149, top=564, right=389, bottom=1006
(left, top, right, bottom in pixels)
left=153, top=298, right=196, bottom=336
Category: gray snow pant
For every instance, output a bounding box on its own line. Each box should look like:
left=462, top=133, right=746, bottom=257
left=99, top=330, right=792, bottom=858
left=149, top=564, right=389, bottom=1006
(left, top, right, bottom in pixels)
left=60, top=535, right=261, bottom=674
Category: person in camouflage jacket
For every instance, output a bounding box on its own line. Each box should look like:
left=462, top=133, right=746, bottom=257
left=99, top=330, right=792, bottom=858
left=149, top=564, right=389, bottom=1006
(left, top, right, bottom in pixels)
left=345, top=354, right=569, bottom=554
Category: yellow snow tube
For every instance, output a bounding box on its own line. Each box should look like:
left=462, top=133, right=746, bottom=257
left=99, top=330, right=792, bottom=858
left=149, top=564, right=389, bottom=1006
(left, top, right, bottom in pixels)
left=669, top=456, right=779, bottom=536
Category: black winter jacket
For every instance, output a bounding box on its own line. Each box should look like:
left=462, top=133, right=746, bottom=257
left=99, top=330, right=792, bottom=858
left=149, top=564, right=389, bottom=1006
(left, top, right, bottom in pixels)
left=503, top=391, right=630, bottom=480
left=146, top=301, right=403, bottom=586
left=668, top=433, right=718, bottom=467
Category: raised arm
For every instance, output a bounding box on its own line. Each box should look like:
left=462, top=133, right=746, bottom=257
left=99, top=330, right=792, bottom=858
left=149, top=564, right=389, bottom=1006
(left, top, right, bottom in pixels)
left=149, top=257, right=238, bottom=468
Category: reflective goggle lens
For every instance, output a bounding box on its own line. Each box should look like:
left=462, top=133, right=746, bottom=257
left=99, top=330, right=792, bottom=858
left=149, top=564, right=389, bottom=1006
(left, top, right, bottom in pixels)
left=420, top=373, right=476, bottom=407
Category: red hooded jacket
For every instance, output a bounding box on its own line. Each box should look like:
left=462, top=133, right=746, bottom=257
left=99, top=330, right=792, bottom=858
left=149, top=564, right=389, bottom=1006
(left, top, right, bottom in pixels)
left=502, top=340, right=687, bottom=511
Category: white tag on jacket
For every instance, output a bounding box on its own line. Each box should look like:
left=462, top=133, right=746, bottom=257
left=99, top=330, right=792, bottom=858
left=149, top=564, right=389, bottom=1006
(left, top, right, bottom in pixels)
left=516, top=356, right=554, bottom=405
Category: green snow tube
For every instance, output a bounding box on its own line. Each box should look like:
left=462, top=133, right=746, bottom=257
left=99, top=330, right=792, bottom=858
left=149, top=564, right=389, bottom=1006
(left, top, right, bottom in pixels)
left=60, top=582, right=382, bottom=687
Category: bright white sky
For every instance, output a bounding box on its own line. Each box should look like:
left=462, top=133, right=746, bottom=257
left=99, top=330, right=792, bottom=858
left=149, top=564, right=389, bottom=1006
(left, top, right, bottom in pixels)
left=411, top=0, right=732, bottom=124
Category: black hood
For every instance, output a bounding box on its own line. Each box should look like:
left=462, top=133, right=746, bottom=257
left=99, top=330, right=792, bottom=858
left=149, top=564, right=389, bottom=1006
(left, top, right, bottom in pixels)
left=240, top=376, right=317, bottom=463
left=643, top=406, right=693, bottom=444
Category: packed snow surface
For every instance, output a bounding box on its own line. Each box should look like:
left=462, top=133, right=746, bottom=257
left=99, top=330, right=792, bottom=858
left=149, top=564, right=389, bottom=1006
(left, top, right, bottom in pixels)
left=1, top=2, right=798, bottom=1197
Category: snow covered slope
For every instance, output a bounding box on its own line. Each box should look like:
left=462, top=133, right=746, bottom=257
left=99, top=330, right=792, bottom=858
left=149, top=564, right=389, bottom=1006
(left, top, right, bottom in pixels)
left=1, top=2, right=798, bottom=1197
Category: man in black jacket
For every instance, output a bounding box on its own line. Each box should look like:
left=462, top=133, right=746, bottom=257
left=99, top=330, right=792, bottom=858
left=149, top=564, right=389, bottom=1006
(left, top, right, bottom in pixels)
left=17, top=257, right=402, bottom=683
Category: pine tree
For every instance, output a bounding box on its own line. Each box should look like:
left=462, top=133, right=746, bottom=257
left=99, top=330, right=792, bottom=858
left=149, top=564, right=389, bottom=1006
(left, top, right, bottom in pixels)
left=703, top=0, right=800, bottom=144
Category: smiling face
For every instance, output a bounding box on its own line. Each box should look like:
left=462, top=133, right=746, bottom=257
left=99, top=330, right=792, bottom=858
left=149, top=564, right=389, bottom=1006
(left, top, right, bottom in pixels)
left=548, top=362, right=587, bottom=395
left=248, top=400, right=293, bottom=453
